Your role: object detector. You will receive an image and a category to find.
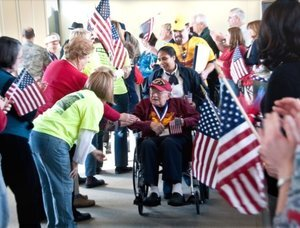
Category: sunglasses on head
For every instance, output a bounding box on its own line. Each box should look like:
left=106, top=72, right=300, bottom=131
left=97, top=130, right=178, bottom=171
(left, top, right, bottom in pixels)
left=152, top=78, right=166, bottom=86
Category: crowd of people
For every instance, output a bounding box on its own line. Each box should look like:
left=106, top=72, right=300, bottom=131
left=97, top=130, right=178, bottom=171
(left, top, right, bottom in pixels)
left=0, top=0, right=300, bottom=227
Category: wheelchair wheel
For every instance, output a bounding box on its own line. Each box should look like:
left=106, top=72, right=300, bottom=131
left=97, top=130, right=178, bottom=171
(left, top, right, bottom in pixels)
left=132, top=148, right=139, bottom=196
left=132, top=148, right=148, bottom=215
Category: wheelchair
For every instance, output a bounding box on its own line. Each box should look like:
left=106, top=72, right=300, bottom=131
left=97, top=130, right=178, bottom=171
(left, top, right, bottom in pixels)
left=132, top=131, right=201, bottom=215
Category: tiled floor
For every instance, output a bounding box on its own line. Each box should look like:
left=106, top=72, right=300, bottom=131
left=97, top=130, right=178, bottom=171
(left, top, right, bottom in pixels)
left=7, top=132, right=267, bottom=227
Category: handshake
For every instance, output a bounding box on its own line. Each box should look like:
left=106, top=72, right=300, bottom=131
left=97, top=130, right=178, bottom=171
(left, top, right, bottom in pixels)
left=104, top=113, right=140, bottom=131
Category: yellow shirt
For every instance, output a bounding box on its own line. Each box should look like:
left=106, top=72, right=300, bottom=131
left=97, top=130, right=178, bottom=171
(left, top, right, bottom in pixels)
left=166, top=37, right=215, bottom=68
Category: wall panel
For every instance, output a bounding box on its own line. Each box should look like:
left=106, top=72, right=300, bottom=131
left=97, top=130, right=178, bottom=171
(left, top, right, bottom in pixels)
left=0, top=0, right=47, bottom=46
left=1, top=0, right=262, bottom=46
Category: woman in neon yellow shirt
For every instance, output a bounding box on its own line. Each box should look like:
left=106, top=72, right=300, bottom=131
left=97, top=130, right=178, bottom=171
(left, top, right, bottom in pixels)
left=30, top=67, right=113, bottom=227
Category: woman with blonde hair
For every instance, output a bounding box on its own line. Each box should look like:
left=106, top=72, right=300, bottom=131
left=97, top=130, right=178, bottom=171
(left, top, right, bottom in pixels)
left=30, top=67, right=114, bottom=227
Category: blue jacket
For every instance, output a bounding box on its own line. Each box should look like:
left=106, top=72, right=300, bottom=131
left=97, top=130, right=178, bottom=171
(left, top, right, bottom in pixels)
left=0, top=69, right=36, bottom=139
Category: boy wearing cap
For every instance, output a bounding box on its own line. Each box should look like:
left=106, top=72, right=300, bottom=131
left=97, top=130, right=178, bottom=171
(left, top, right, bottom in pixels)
left=129, top=78, right=199, bottom=206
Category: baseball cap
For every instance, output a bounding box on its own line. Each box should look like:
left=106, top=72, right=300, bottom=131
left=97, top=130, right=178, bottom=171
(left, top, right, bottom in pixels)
left=150, top=78, right=172, bottom=92
left=45, top=33, right=60, bottom=44
left=68, top=22, right=84, bottom=30
left=172, top=15, right=188, bottom=31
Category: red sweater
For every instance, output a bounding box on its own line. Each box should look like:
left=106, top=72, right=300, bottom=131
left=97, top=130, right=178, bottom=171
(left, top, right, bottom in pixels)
left=38, top=60, right=120, bottom=121
left=0, top=110, right=7, bottom=132
left=130, top=98, right=199, bottom=137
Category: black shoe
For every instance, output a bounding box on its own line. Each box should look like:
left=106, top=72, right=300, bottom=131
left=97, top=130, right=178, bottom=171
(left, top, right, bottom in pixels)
left=115, top=166, right=133, bottom=174
left=143, top=193, right=161, bottom=207
left=74, top=210, right=92, bottom=222
left=78, top=175, right=86, bottom=185
left=85, top=176, right=106, bottom=188
left=168, top=193, right=185, bottom=206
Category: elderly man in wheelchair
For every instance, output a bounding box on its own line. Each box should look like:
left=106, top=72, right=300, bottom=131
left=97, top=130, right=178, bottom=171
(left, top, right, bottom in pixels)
left=129, top=78, right=199, bottom=207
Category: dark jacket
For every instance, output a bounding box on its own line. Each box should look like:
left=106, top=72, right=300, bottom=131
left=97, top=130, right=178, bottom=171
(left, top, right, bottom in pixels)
left=129, top=97, right=199, bottom=137
left=245, top=39, right=259, bottom=66
left=143, top=64, right=207, bottom=109
left=261, top=60, right=300, bottom=197
left=198, top=27, right=219, bottom=58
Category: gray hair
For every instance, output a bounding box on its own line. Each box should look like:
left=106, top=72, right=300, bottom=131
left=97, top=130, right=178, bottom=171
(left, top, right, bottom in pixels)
left=193, top=14, right=208, bottom=26
left=230, top=8, right=245, bottom=22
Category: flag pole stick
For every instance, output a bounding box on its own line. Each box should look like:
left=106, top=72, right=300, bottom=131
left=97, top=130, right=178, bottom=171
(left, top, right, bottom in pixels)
left=215, top=63, right=260, bottom=142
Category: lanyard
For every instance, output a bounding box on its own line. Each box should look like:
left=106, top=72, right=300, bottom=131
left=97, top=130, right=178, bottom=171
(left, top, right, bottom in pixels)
left=152, top=103, right=168, bottom=122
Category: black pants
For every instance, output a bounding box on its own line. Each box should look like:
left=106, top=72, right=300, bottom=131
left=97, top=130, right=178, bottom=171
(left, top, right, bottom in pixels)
left=140, top=135, right=190, bottom=186
left=0, top=134, right=42, bottom=228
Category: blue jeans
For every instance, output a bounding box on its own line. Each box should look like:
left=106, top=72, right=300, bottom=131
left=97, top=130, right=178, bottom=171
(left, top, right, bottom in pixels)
left=0, top=155, right=9, bottom=228
left=113, top=93, right=129, bottom=168
left=85, top=133, right=99, bottom=177
left=30, top=131, right=76, bottom=228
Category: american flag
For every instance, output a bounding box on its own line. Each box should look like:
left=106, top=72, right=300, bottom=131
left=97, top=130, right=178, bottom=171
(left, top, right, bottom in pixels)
left=89, top=0, right=126, bottom=69
left=169, top=118, right=182, bottom=134
left=5, top=68, right=46, bottom=116
left=216, top=84, right=267, bottom=214
left=140, top=17, right=154, bottom=42
left=192, top=99, right=220, bottom=188
left=111, top=23, right=126, bottom=69
left=230, top=46, right=249, bottom=84
left=89, top=0, right=114, bottom=57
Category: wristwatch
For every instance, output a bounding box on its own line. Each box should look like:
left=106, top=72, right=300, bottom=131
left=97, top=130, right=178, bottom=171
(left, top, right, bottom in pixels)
left=277, top=177, right=291, bottom=188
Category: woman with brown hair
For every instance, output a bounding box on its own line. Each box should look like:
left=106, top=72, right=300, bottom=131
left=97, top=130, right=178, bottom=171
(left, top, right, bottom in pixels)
left=216, top=27, right=247, bottom=96
left=0, top=36, right=43, bottom=227
left=245, top=20, right=261, bottom=67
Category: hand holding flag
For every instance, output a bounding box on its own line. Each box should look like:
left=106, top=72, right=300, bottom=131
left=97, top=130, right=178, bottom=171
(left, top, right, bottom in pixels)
left=169, top=117, right=183, bottom=135
left=89, top=0, right=113, bottom=56
left=230, top=46, right=249, bottom=84
left=5, top=68, right=46, bottom=116
left=88, top=0, right=126, bottom=69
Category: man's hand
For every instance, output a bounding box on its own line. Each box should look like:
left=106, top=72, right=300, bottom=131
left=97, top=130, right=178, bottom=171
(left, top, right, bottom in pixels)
left=150, top=122, right=165, bottom=135
left=70, top=161, right=78, bottom=179
left=92, top=149, right=107, bottom=162
left=37, top=81, right=48, bottom=92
